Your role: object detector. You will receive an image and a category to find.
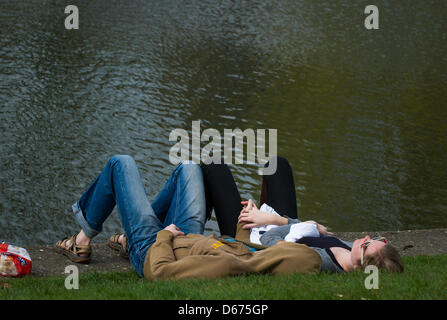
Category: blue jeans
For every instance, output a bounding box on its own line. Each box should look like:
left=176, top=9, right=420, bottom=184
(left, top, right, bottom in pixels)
left=72, top=155, right=206, bottom=277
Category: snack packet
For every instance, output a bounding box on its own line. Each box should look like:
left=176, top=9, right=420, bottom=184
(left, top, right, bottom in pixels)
left=0, top=243, right=32, bottom=277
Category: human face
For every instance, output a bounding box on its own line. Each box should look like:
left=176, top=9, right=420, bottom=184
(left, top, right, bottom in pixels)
left=351, top=236, right=387, bottom=270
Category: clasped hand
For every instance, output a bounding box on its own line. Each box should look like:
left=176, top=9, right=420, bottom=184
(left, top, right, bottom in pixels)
left=164, top=224, right=185, bottom=237
left=238, top=199, right=281, bottom=229
left=238, top=199, right=334, bottom=236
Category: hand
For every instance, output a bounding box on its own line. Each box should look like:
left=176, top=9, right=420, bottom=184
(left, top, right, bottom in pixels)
left=240, top=199, right=257, bottom=213
left=238, top=199, right=278, bottom=229
left=164, top=224, right=185, bottom=237
left=316, top=223, right=334, bottom=236
left=304, top=220, right=334, bottom=236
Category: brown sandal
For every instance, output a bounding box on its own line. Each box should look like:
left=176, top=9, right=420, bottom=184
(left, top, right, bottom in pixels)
left=54, top=233, right=92, bottom=264
left=107, top=234, right=128, bottom=259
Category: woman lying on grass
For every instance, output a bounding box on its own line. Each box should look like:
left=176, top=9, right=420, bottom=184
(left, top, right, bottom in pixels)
left=238, top=199, right=403, bottom=273
left=203, top=156, right=404, bottom=274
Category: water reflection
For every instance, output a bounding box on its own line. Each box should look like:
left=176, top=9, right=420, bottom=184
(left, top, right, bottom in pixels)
left=0, top=0, right=446, bottom=245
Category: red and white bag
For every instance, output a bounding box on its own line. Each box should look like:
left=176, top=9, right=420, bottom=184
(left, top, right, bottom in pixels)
left=0, top=243, right=32, bottom=277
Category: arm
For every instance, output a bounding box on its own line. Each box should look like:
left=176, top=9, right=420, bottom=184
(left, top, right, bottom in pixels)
left=238, top=200, right=289, bottom=229
left=284, top=222, right=320, bottom=242
left=260, top=221, right=333, bottom=247
left=259, top=224, right=292, bottom=246
left=146, top=227, right=247, bottom=280
left=284, top=216, right=301, bottom=224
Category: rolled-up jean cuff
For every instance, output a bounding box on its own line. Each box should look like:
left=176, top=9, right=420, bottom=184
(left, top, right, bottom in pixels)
left=72, top=202, right=101, bottom=239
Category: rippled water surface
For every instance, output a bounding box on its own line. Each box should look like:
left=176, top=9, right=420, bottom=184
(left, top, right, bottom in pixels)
left=1, top=0, right=446, bottom=245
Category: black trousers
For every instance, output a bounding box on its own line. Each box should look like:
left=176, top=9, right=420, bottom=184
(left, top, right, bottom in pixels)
left=201, top=156, right=298, bottom=237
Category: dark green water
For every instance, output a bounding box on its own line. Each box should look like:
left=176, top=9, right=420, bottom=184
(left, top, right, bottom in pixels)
left=1, top=0, right=446, bottom=245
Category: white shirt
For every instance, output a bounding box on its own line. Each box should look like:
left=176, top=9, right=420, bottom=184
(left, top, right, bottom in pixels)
left=249, top=203, right=319, bottom=245
left=249, top=203, right=281, bottom=245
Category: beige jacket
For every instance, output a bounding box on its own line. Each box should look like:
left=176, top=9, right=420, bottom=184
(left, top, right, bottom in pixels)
left=143, top=223, right=322, bottom=280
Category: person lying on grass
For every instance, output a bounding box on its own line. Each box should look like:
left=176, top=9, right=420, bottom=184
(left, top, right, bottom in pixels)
left=54, top=155, right=321, bottom=280
left=199, top=156, right=404, bottom=274
left=238, top=199, right=404, bottom=273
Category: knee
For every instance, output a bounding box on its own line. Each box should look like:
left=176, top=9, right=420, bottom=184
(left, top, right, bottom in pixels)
left=263, top=156, right=292, bottom=176
left=200, top=158, right=229, bottom=177
left=264, top=156, right=289, bottom=168
left=177, top=161, right=203, bottom=179
left=109, top=154, right=136, bottom=169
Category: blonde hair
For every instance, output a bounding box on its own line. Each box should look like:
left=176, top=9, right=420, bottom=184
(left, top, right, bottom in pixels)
left=362, top=244, right=404, bottom=273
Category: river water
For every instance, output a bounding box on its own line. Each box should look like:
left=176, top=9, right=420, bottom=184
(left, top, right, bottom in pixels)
left=1, top=0, right=446, bottom=245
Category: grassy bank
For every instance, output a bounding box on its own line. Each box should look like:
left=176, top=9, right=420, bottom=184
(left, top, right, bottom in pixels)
left=1, top=255, right=446, bottom=300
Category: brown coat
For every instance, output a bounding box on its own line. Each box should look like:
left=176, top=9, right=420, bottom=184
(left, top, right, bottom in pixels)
left=143, top=223, right=322, bottom=280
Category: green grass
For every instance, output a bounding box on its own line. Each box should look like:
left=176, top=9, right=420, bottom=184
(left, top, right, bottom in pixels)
left=1, top=255, right=446, bottom=300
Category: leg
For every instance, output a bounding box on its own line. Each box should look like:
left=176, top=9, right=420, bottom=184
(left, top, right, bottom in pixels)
left=260, top=156, right=298, bottom=219
left=200, top=162, right=242, bottom=237
left=152, top=161, right=206, bottom=235
left=74, top=155, right=163, bottom=276
left=73, top=156, right=206, bottom=276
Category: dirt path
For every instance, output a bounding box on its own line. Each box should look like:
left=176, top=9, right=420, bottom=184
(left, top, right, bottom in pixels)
left=21, top=228, right=447, bottom=277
